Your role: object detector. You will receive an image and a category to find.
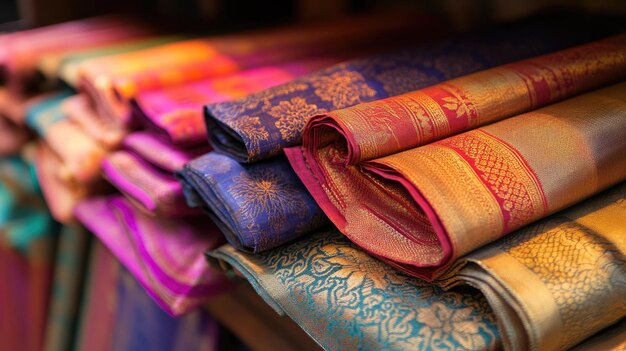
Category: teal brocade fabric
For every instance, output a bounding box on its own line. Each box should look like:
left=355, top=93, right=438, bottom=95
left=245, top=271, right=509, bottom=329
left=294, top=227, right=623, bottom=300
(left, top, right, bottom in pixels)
left=210, top=230, right=500, bottom=351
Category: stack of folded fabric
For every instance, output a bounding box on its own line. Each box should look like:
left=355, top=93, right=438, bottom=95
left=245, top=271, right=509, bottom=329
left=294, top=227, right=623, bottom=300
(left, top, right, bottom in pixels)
left=68, top=11, right=442, bottom=317
left=190, top=16, right=626, bottom=351
left=178, top=15, right=621, bottom=253
left=2, top=9, right=626, bottom=351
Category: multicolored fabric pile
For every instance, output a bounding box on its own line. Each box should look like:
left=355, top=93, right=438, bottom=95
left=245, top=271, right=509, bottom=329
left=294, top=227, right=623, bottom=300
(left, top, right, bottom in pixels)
left=0, top=11, right=625, bottom=351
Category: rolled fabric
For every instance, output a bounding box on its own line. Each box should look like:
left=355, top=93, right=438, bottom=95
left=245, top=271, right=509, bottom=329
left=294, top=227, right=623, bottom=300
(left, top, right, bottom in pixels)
left=205, top=17, right=625, bottom=162
left=43, top=225, right=90, bottom=351
left=177, top=152, right=327, bottom=252
left=292, top=82, right=626, bottom=280
left=210, top=229, right=500, bottom=351
left=78, top=11, right=440, bottom=126
left=439, top=182, right=626, bottom=351
left=122, top=131, right=209, bottom=172
left=62, top=94, right=125, bottom=149
left=74, top=196, right=232, bottom=316
left=74, top=240, right=222, bottom=351
left=0, top=16, right=155, bottom=93
left=102, top=151, right=200, bottom=217
left=133, top=59, right=338, bottom=147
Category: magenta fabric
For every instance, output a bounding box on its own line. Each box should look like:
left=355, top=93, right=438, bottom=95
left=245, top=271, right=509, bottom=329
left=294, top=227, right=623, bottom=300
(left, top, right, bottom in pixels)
left=122, top=131, right=210, bottom=172
left=102, top=150, right=200, bottom=217
left=74, top=195, right=232, bottom=316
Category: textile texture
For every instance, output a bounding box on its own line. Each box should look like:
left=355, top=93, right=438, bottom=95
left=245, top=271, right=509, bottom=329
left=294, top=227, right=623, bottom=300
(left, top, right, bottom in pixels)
left=102, top=150, right=201, bottom=217
left=43, top=225, right=90, bottom=351
left=177, top=153, right=327, bottom=252
left=206, top=18, right=623, bottom=162
left=74, top=195, right=231, bottom=316
left=75, top=240, right=221, bottom=351
left=0, top=156, right=58, bottom=351
left=210, top=229, right=500, bottom=351
left=180, top=19, right=626, bottom=254
left=133, top=59, right=338, bottom=147
left=78, top=12, right=438, bottom=126
left=287, top=39, right=626, bottom=279
left=440, top=182, right=626, bottom=351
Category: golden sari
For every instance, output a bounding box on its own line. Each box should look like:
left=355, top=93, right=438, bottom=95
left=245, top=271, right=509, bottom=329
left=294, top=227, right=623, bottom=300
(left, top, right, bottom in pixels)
left=440, top=182, right=626, bottom=351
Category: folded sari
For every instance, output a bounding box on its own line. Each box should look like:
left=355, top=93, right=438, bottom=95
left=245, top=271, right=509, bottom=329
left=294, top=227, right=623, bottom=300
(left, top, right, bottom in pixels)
left=43, top=225, right=90, bottom=351
left=439, top=182, right=626, bottom=351
left=62, top=94, right=125, bottom=149
left=78, top=11, right=437, bottom=126
left=177, top=153, right=327, bottom=252
left=210, top=229, right=500, bottom=351
left=26, top=92, right=107, bottom=185
left=0, top=89, right=57, bottom=126
left=75, top=240, right=221, bottom=351
left=205, top=19, right=625, bottom=162
left=292, top=82, right=626, bottom=280
left=0, top=16, right=154, bottom=93
left=133, top=59, right=338, bottom=147
left=74, top=195, right=231, bottom=316
left=102, top=151, right=200, bottom=217
left=23, top=91, right=73, bottom=135
left=0, top=156, right=59, bottom=351
left=35, top=142, right=92, bottom=223
left=0, top=116, right=30, bottom=156
left=122, top=131, right=209, bottom=172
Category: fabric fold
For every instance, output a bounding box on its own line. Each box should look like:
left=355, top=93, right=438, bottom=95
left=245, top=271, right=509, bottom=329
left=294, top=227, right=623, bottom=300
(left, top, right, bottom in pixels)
left=439, top=182, right=626, bottom=351
left=177, top=152, right=327, bottom=252
left=43, top=225, right=90, bottom=351
left=74, top=195, right=231, bottom=316
left=291, top=82, right=626, bottom=280
left=74, top=240, right=221, bottom=351
left=210, top=229, right=501, bottom=351
left=295, top=34, right=626, bottom=165
left=102, top=150, right=200, bottom=217
left=205, top=19, right=624, bottom=162
left=62, top=94, right=126, bottom=149
left=26, top=93, right=110, bottom=222
left=122, top=131, right=209, bottom=172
